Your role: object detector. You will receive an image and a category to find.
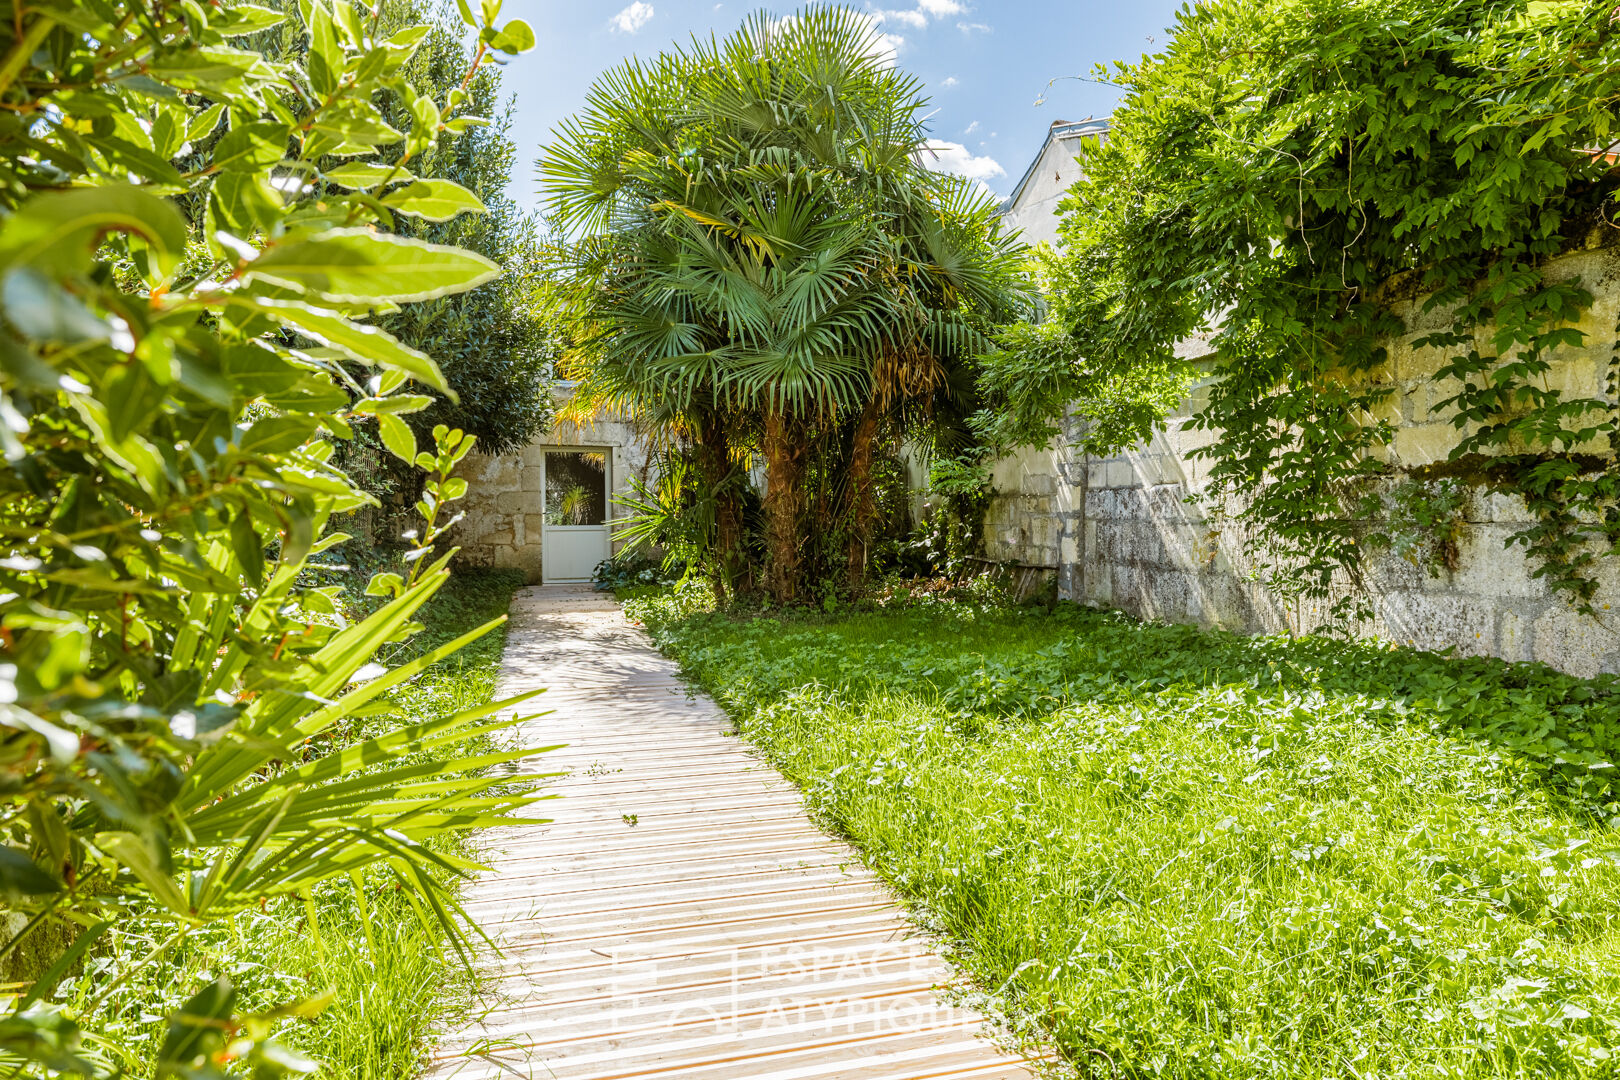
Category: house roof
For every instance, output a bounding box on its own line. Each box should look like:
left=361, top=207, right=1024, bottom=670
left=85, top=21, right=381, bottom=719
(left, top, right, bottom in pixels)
left=1002, top=117, right=1111, bottom=215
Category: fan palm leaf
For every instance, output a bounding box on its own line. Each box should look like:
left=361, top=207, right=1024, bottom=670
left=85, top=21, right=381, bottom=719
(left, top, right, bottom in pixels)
left=541, top=4, right=1032, bottom=600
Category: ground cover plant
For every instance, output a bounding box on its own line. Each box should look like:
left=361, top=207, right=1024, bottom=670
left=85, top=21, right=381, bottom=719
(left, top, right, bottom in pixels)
left=629, top=590, right=1620, bottom=1078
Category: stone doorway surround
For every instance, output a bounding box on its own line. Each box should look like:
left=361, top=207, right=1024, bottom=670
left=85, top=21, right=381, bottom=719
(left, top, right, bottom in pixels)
left=451, top=388, right=656, bottom=584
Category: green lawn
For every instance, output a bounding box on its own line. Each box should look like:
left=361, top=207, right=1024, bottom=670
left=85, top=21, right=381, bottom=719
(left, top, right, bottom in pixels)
left=629, top=589, right=1620, bottom=1079
left=72, top=568, right=526, bottom=1078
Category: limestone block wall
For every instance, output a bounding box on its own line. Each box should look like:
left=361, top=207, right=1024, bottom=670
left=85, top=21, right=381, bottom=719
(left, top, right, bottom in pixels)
left=983, top=442, right=1074, bottom=567
left=986, top=240, right=1620, bottom=678
left=451, top=388, right=654, bottom=583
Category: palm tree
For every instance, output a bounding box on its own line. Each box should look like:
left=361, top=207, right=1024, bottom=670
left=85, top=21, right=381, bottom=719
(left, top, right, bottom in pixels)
left=543, top=7, right=1028, bottom=602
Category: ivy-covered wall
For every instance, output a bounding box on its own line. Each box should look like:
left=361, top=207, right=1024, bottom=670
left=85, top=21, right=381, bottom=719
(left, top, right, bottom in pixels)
left=987, top=241, right=1620, bottom=677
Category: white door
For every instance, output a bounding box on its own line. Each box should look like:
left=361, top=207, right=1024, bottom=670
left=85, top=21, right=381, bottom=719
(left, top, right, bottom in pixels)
left=541, top=449, right=612, bottom=584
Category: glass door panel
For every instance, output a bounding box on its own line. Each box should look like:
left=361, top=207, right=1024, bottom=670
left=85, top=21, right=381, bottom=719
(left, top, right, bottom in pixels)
left=543, top=451, right=607, bottom=526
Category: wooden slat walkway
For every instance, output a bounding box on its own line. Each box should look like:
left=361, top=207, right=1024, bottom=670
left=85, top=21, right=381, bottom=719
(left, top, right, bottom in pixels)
left=426, top=584, right=1038, bottom=1080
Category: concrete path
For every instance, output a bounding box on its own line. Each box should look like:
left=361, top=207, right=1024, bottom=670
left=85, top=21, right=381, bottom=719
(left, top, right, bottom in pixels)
left=426, top=584, right=1038, bottom=1080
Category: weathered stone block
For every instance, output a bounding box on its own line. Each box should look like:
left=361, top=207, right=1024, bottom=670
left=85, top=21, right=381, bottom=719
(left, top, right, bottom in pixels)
left=1092, top=562, right=1113, bottom=604
left=1448, top=525, right=1544, bottom=600
left=1392, top=423, right=1457, bottom=467
left=1143, top=483, right=1190, bottom=520
left=1499, top=491, right=1541, bottom=525
left=1164, top=422, right=1218, bottom=458
left=1531, top=606, right=1620, bottom=678
left=1495, top=608, right=1535, bottom=663
left=1376, top=591, right=1496, bottom=656
left=1090, top=486, right=1148, bottom=522
left=1025, top=471, right=1059, bottom=497
left=1091, top=523, right=1124, bottom=563
left=457, top=545, right=494, bottom=568
left=1201, top=572, right=1260, bottom=630
left=1364, top=545, right=1431, bottom=594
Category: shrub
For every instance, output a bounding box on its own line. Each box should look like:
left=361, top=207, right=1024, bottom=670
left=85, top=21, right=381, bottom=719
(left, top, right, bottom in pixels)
left=0, top=0, right=540, bottom=1074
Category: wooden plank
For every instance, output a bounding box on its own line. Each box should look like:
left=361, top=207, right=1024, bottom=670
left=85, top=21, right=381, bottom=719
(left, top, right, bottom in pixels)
left=426, top=585, right=1038, bottom=1080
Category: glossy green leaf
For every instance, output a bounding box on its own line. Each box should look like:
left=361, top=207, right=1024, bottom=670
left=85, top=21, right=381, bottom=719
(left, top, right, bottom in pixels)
left=246, top=298, right=451, bottom=393
left=375, top=413, right=417, bottom=463
left=212, top=122, right=289, bottom=173
left=243, top=229, right=498, bottom=303
left=306, top=0, right=342, bottom=95
left=0, top=186, right=187, bottom=279
left=213, top=4, right=287, bottom=34
left=487, top=18, right=534, bottom=54
left=156, top=977, right=235, bottom=1068
left=186, top=101, right=227, bottom=143
left=382, top=179, right=486, bottom=221
left=325, top=162, right=416, bottom=189
left=0, top=847, right=61, bottom=898
left=95, top=832, right=189, bottom=914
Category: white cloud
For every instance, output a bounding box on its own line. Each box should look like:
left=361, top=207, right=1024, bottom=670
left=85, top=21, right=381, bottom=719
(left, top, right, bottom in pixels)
left=870, top=1, right=984, bottom=36
left=941, top=75, right=958, bottom=87
left=874, top=7, right=927, bottom=28
left=957, top=20, right=990, bottom=34
left=964, top=119, right=979, bottom=134
left=919, top=139, right=1005, bottom=186
left=610, top=2, right=654, bottom=33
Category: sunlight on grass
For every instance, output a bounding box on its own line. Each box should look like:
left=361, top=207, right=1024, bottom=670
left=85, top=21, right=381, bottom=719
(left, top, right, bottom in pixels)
left=631, top=590, right=1620, bottom=1078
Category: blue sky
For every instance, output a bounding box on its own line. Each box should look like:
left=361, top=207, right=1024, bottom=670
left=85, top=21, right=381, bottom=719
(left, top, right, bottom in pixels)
left=493, top=0, right=1187, bottom=214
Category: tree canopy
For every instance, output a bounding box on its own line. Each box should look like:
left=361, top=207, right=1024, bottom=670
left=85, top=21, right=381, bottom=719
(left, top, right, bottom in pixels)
left=543, top=7, right=1029, bottom=603
left=366, top=0, right=556, bottom=460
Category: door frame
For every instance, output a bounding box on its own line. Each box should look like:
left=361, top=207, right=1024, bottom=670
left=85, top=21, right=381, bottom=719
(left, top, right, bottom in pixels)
left=539, top=446, right=613, bottom=584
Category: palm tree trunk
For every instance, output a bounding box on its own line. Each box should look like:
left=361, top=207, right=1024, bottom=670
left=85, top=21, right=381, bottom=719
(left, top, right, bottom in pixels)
left=844, top=398, right=882, bottom=592
left=762, top=408, right=807, bottom=604
left=695, top=406, right=749, bottom=598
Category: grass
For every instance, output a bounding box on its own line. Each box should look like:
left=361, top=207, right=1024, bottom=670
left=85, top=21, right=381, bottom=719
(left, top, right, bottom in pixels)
left=67, top=568, right=526, bottom=1078
left=627, top=587, right=1620, bottom=1079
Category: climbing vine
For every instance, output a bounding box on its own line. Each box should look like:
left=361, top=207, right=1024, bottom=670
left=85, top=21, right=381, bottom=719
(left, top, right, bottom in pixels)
left=1031, top=0, right=1620, bottom=617
left=1368, top=478, right=1469, bottom=577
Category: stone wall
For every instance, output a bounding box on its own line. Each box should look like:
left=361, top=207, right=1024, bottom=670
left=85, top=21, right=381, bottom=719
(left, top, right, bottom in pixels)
left=450, top=388, right=654, bottom=583
left=985, top=240, right=1620, bottom=678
